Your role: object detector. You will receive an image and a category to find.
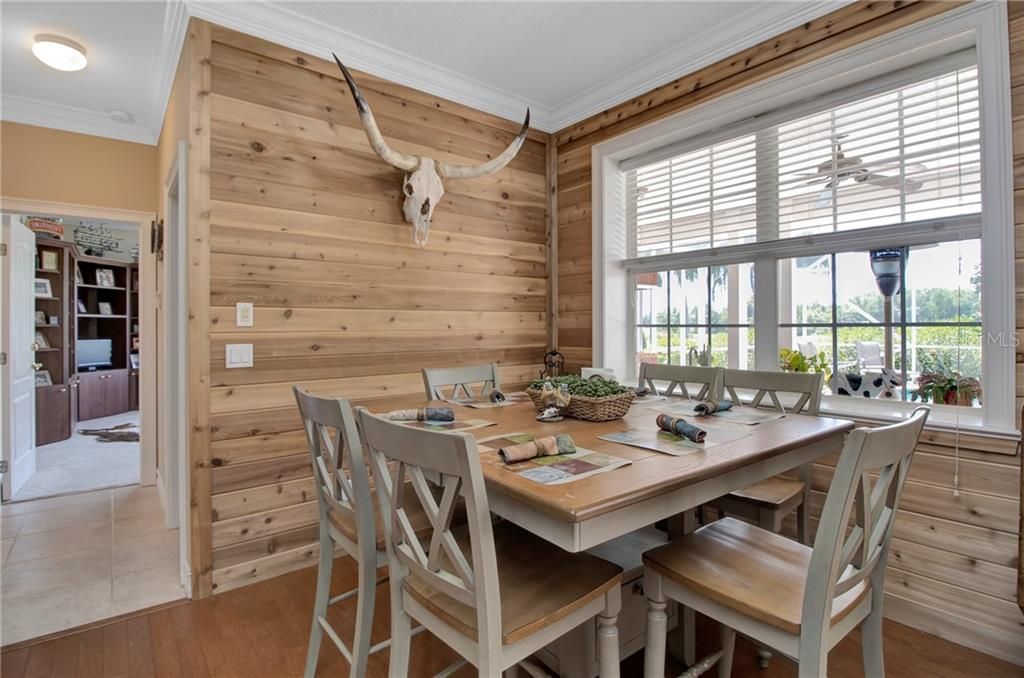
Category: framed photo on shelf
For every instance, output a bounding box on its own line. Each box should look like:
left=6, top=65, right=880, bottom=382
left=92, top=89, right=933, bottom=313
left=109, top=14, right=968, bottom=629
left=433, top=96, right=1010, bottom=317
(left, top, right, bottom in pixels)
left=131, top=336, right=140, bottom=350
left=95, top=268, right=116, bottom=287
left=34, top=370, right=53, bottom=387
left=130, top=354, right=140, bottom=369
left=75, top=266, right=83, bottom=284
left=77, top=299, right=88, bottom=313
left=40, top=250, right=59, bottom=271
left=49, top=315, right=58, bottom=325
left=34, top=332, right=50, bottom=349
left=35, top=311, right=47, bottom=326
left=34, top=278, right=52, bottom=298
left=98, top=302, right=113, bottom=316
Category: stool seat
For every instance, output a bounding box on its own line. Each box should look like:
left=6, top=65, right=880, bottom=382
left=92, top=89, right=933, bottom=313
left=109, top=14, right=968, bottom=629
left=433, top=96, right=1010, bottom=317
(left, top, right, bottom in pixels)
left=728, top=476, right=805, bottom=509
left=643, top=517, right=868, bottom=635
left=404, top=521, right=622, bottom=645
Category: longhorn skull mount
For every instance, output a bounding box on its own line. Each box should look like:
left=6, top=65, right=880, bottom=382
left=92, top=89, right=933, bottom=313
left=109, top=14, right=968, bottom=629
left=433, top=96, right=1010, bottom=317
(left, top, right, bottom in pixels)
left=333, top=54, right=530, bottom=246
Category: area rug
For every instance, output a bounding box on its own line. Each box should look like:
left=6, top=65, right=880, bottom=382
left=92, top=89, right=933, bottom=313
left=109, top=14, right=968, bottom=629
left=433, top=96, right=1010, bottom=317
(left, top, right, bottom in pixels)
left=79, top=422, right=140, bottom=443
left=11, top=412, right=141, bottom=501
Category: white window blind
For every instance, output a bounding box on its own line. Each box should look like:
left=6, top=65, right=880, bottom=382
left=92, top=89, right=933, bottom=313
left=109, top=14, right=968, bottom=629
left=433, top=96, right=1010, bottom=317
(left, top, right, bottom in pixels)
left=625, top=60, right=980, bottom=258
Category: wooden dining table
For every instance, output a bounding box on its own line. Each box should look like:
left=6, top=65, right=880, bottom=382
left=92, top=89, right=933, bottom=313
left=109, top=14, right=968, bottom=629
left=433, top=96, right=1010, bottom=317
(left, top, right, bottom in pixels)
left=362, top=392, right=854, bottom=677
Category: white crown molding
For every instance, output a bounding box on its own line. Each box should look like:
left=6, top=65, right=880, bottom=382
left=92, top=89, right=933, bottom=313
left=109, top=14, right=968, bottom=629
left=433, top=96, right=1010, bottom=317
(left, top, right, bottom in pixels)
left=546, top=1, right=856, bottom=131
left=1, top=94, right=155, bottom=144
left=146, top=0, right=189, bottom=142
left=184, top=0, right=548, bottom=128
left=2, top=0, right=851, bottom=142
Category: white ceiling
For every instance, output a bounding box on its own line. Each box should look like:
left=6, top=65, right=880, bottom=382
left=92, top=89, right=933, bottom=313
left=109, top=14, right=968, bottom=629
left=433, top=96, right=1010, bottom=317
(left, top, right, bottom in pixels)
left=1, top=1, right=186, bottom=143
left=1, top=1, right=845, bottom=144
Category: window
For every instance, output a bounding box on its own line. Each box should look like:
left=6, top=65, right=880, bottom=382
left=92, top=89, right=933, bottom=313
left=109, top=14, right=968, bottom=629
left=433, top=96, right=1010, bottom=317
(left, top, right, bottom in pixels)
left=634, top=264, right=754, bottom=372
left=779, top=240, right=981, bottom=406
left=600, top=17, right=1017, bottom=434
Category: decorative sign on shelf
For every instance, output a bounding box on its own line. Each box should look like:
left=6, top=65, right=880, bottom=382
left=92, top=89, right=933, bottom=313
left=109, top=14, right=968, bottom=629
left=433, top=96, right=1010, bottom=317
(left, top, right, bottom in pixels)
left=26, top=217, right=64, bottom=239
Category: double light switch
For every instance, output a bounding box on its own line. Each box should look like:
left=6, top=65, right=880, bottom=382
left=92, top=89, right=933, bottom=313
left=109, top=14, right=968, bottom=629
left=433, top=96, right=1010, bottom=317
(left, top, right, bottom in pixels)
left=226, top=302, right=255, bottom=368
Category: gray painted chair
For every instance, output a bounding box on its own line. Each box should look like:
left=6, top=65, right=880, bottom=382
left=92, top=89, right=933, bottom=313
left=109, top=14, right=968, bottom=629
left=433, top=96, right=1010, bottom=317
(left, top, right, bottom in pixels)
left=357, top=407, right=624, bottom=678
left=293, top=388, right=438, bottom=677
left=643, top=406, right=929, bottom=678
left=293, top=386, right=383, bottom=677
left=422, top=363, right=500, bottom=400
left=707, top=369, right=824, bottom=545
left=637, top=363, right=721, bottom=400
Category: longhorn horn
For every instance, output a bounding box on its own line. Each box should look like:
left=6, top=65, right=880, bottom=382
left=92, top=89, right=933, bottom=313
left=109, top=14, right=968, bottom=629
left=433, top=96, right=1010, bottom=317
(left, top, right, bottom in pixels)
left=332, top=53, right=418, bottom=172
left=437, top=109, right=530, bottom=179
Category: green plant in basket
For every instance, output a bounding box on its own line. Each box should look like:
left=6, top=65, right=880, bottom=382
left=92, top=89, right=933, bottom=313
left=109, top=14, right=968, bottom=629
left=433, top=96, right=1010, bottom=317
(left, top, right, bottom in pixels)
left=527, top=374, right=630, bottom=398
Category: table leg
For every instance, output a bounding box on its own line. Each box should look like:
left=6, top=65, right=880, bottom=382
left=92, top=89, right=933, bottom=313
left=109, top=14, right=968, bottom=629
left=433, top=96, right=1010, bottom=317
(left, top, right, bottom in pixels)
left=667, top=510, right=697, bottom=667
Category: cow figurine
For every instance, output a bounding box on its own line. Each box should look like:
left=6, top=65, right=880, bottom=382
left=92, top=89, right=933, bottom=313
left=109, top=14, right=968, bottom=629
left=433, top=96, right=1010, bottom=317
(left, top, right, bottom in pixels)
left=830, top=369, right=902, bottom=398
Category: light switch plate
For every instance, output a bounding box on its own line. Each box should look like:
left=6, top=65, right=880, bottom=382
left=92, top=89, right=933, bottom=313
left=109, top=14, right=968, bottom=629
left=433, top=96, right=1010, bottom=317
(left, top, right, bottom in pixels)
left=236, top=302, right=254, bottom=327
left=225, top=343, right=253, bottom=368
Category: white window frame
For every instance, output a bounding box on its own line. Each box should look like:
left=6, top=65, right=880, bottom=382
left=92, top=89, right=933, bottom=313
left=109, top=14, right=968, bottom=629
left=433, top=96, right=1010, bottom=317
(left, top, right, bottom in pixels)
left=591, top=2, right=1017, bottom=438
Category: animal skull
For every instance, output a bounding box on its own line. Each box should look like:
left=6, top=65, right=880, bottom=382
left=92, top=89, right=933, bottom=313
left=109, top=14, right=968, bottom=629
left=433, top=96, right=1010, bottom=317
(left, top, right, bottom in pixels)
left=401, top=158, right=444, bottom=246
left=333, top=54, right=530, bottom=246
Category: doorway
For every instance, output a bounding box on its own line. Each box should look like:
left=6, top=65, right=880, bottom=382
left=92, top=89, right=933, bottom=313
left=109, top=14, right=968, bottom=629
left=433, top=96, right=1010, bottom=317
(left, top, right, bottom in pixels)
left=10, top=214, right=143, bottom=502
left=0, top=198, right=188, bottom=645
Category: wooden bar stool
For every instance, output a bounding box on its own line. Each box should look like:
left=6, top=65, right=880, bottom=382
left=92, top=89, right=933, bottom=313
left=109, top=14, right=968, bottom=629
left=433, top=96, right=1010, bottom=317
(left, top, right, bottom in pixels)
left=294, top=387, right=438, bottom=677
left=357, top=407, right=624, bottom=678
left=642, top=407, right=929, bottom=678
left=422, top=363, right=500, bottom=400
left=705, top=369, right=824, bottom=545
left=637, top=363, right=721, bottom=400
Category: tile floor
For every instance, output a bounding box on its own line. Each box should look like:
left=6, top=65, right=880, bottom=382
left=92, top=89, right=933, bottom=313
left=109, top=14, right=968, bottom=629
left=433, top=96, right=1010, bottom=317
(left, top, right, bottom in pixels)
left=12, top=412, right=141, bottom=502
left=0, top=484, right=184, bottom=646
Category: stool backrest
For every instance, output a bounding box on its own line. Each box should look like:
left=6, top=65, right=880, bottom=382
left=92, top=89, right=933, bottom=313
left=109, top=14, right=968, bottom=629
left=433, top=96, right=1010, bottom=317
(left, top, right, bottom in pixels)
left=722, top=369, right=823, bottom=414
left=357, top=408, right=501, bottom=652
left=801, top=407, right=928, bottom=645
left=292, top=387, right=375, bottom=558
left=638, top=363, right=721, bottom=400
left=422, top=363, right=500, bottom=400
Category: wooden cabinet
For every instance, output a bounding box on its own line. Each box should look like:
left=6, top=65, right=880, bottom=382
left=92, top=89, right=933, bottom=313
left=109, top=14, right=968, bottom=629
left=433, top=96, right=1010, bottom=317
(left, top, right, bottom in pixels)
left=35, top=384, right=71, bottom=446
left=78, top=369, right=129, bottom=421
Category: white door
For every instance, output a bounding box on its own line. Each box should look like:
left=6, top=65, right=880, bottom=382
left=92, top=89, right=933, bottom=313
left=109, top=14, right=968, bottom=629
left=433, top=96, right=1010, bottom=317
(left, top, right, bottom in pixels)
left=2, top=216, right=37, bottom=499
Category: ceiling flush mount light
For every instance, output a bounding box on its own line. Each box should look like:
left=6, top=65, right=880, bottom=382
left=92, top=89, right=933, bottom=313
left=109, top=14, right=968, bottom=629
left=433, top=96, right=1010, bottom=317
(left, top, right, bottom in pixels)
left=32, top=34, right=87, bottom=71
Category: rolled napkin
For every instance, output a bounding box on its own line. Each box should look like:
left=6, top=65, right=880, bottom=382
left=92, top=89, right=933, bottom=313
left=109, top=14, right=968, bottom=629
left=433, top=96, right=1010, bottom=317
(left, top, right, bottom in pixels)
left=499, top=434, right=576, bottom=464
left=384, top=407, right=455, bottom=422
left=693, top=399, right=734, bottom=416
left=656, top=413, right=706, bottom=443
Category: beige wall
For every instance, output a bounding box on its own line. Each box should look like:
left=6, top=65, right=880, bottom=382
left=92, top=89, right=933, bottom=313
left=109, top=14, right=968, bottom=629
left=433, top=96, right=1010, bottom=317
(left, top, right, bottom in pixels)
left=156, top=42, right=190, bottom=218
left=0, top=121, right=157, bottom=213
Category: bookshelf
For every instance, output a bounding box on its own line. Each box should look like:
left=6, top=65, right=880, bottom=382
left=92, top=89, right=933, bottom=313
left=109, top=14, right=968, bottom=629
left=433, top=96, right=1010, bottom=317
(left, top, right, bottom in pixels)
left=33, top=238, right=74, bottom=445
left=75, top=255, right=132, bottom=420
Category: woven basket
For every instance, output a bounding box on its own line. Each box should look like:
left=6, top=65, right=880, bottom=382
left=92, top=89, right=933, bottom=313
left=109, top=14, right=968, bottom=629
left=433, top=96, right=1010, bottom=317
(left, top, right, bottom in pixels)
left=526, top=388, right=635, bottom=422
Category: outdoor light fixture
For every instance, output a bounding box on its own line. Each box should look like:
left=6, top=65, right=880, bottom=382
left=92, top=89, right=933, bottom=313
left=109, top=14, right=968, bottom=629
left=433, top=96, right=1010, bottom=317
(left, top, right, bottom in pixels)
left=32, top=34, right=87, bottom=72
left=870, top=248, right=903, bottom=297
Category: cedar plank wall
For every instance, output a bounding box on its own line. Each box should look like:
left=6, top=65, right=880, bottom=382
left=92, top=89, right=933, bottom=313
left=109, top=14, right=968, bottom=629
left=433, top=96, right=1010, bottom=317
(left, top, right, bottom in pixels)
left=200, top=24, right=550, bottom=594
left=552, top=0, right=1024, bottom=666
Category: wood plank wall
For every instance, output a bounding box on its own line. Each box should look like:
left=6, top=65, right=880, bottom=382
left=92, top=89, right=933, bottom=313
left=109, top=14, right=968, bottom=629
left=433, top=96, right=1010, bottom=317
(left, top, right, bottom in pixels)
left=551, top=0, right=1024, bottom=666
left=195, top=24, right=550, bottom=594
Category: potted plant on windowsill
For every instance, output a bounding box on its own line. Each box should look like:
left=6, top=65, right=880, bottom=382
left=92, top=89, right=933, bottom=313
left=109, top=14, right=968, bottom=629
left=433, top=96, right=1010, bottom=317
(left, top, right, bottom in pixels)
left=779, top=348, right=832, bottom=382
left=912, top=371, right=981, bottom=406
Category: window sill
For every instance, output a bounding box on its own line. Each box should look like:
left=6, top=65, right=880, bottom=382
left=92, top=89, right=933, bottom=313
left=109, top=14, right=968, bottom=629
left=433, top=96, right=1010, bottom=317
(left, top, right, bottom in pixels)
left=818, top=396, right=1021, bottom=443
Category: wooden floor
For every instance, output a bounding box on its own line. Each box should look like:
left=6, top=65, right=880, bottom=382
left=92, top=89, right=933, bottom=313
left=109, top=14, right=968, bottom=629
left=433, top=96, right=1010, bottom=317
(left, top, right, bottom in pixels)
left=3, top=553, right=1022, bottom=678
